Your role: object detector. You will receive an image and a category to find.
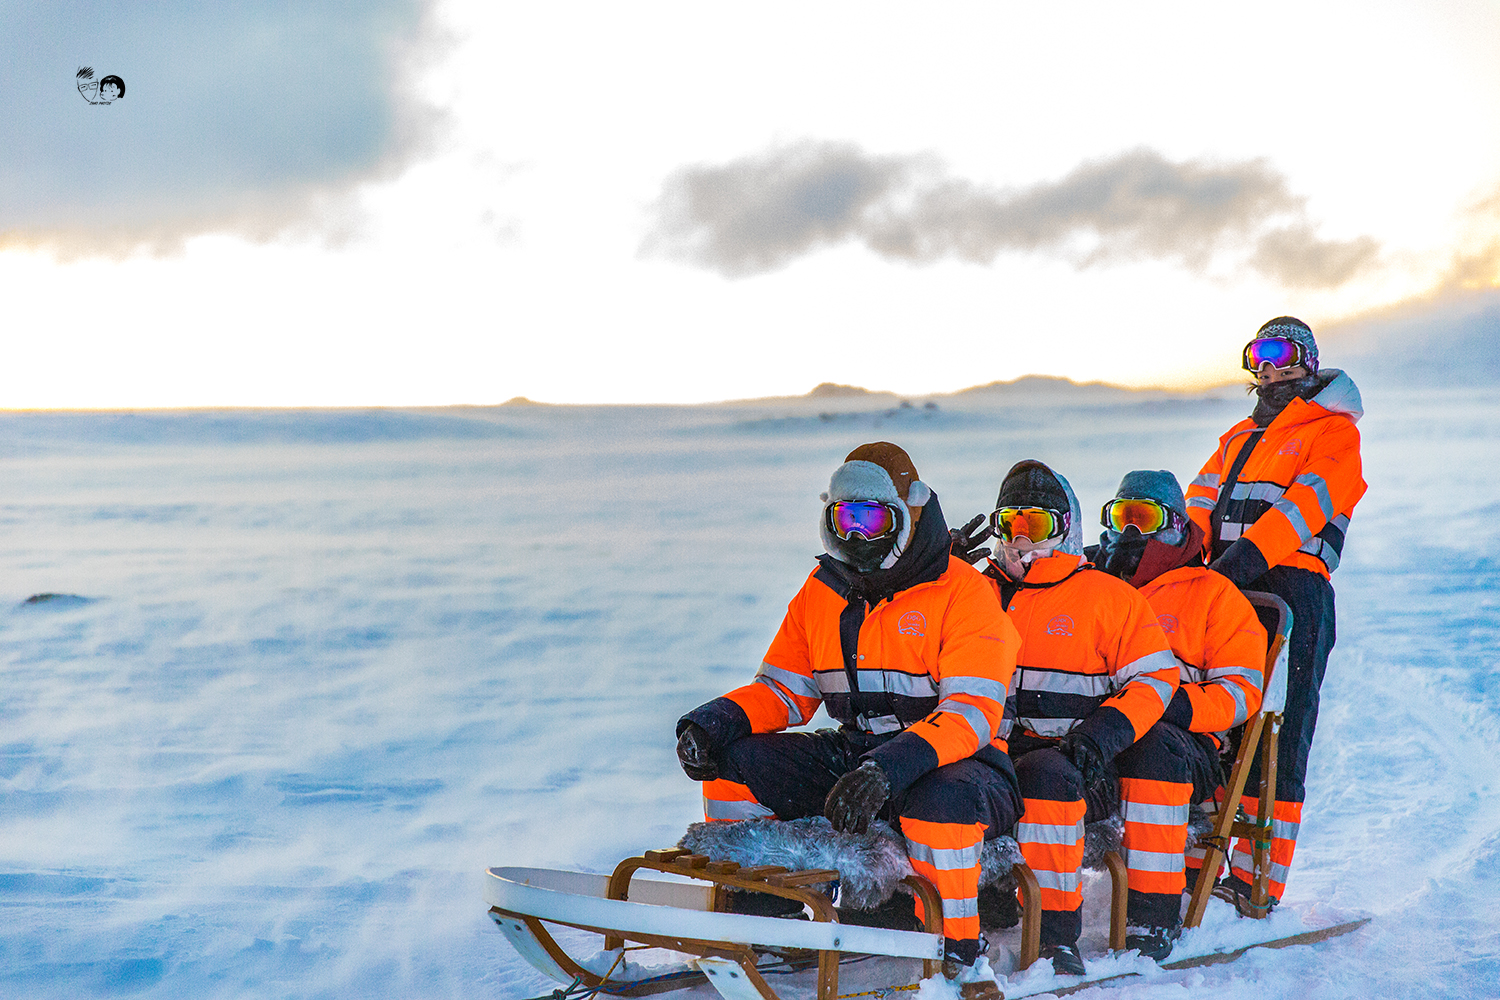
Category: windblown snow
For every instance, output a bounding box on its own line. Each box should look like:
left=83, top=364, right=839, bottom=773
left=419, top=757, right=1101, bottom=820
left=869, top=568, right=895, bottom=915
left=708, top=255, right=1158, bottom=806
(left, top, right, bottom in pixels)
left=1, top=384, right=1496, bottom=998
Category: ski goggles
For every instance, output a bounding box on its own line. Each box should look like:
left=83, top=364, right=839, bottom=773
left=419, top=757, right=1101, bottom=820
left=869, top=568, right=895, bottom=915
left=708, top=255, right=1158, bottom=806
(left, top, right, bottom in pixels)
left=989, top=506, right=1068, bottom=543
left=1242, top=336, right=1308, bottom=372
left=1101, top=497, right=1177, bottom=535
left=826, top=500, right=901, bottom=541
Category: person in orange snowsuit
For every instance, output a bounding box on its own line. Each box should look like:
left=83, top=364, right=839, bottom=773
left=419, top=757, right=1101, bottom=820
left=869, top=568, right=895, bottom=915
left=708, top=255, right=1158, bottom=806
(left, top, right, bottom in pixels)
left=1089, top=470, right=1269, bottom=908
left=675, top=442, right=1020, bottom=990
left=958, top=460, right=1180, bottom=974
left=1184, top=317, right=1365, bottom=910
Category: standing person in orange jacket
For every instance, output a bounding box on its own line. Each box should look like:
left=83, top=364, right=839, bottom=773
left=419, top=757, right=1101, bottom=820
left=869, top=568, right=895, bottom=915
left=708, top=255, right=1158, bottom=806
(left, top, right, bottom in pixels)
left=1184, top=317, right=1366, bottom=912
left=675, top=442, right=1020, bottom=995
left=1089, top=471, right=1269, bottom=902
left=957, top=460, right=1180, bottom=974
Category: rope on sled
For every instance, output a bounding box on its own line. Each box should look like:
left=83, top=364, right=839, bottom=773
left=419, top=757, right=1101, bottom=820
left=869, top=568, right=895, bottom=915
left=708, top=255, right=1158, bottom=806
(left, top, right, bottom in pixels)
left=518, top=947, right=636, bottom=1000
left=837, top=984, right=922, bottom=998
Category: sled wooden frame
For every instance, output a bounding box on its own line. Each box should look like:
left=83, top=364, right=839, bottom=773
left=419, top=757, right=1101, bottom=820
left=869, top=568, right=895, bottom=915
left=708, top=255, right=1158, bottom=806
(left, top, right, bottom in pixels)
left=1183, top=590, right=1292, bottom=927
left=487, top=848, right=1047, bottom=1000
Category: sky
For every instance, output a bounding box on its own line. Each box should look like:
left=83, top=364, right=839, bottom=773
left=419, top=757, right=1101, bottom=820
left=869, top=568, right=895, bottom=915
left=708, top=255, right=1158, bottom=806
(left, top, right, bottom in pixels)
left=2, top=0, right=1498, bottom=408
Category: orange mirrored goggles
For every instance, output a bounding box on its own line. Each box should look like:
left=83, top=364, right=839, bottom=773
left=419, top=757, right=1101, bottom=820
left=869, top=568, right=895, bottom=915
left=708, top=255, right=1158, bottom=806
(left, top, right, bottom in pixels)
left=1101, top=497, right=1175, bottom=535
left=989, top=506, right=1067, bottom=543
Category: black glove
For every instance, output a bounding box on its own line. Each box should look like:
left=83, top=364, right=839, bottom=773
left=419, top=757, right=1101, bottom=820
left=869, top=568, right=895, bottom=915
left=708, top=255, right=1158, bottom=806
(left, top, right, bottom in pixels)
left=1207, top=538, right=1270, bottom=589
left=1059, top=730, right=1107, bottom=791
left=823, top=760, right=890, bottom=835
left=949, top=514, right=994, bottom=565
left=676, top=722, right=719, bottom=782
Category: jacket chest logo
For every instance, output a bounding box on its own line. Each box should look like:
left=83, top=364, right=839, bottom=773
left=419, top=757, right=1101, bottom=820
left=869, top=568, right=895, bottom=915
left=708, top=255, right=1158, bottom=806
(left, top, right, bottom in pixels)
left=897, top=611, right=926, bottom=638
left=1045, top=614, right=1075, bottom=637
left=1279, top=438, right=1303, bottom=457
left=1156, top=613, right=1179, bottom=635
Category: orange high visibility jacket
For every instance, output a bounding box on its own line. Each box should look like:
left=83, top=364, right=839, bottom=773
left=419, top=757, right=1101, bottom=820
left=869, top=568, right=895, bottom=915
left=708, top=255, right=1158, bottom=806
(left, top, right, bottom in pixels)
left=984, top=551, right=1178, bottom=761
left=721, top=557, right=1019, bottom=779
left=1139, top=565, right=1268, bottom=734
left=1185, top=371, right=1365, bottom=581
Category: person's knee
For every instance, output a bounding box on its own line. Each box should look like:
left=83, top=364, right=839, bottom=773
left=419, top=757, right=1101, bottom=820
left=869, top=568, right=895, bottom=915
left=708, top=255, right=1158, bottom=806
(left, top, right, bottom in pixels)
left=1016, top=747, right=1083, bottom=802
left=903, top=778, right=980, bottom=827
left=1122, top=725, right=1191, bottom=775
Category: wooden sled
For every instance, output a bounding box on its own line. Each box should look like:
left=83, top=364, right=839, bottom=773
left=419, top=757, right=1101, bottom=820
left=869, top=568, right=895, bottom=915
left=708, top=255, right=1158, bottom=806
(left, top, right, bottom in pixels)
left=488, top=847, right=1046, bottom=999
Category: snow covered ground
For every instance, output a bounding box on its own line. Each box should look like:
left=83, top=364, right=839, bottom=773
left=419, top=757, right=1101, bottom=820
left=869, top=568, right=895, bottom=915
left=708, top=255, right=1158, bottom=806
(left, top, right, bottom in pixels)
left=1, top=382, right=1496, bottom=999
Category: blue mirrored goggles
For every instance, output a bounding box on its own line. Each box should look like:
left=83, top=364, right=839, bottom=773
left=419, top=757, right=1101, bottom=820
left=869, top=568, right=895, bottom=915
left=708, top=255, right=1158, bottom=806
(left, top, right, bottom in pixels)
left=1243, top=337, right=1308, bottom=372
left=827, top=500, right=900, bottom=541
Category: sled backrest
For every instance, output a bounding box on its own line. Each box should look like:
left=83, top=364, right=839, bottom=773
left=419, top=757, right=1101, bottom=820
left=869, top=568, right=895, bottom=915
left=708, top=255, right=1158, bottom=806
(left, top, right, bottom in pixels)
left=1182, top=589, right=1292, bottom=929
left=1242, top=590, right=1291, bottom=714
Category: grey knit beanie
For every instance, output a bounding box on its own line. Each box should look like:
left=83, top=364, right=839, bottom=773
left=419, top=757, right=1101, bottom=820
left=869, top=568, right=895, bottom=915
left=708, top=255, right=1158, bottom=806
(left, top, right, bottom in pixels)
left=1113, top=470, right=1187, bottom=523
left=1255, top=316, right=1319, bottom=373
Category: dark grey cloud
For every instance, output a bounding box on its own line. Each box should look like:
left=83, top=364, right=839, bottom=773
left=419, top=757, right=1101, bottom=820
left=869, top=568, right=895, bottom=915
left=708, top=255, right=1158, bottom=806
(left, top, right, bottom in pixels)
left=644, top=141, right=1380, bottom=288
left=0, top=1, right=440, bottom=256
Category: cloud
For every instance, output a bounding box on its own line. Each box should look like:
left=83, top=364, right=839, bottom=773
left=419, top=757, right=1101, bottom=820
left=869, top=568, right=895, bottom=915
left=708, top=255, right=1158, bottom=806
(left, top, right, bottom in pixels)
left=643, top=140, right=1380, bottom=288
left=640, top=141, right=923, bottom=278
left=1248, top=224, right=1381, bottom=288
left=0, top=1, right=442, bottom=257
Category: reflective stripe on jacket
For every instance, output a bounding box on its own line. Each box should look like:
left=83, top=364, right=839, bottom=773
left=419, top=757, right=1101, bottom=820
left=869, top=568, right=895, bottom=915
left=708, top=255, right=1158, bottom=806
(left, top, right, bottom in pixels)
left=1139, top=565, right=1268, bottom=733
left=1185, top=370, right=1366, bottom=579
left=722, top=556, right=1020, bottom=769
left=985, top=551, right=1178, bottom=761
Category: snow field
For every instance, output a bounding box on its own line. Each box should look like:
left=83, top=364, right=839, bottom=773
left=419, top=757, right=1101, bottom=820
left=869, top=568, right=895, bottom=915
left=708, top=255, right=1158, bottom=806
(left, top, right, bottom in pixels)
left=0, top=385, right=1495, bottom=998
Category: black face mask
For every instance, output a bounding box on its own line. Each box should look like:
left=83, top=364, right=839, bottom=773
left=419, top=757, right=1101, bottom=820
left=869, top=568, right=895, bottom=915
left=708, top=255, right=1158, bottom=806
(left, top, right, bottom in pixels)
left=1253, top=373, right=1320, bottom=425
left=1098, top=529, right=1149, bottom=579
left=837, top=533, right=899, bottom=573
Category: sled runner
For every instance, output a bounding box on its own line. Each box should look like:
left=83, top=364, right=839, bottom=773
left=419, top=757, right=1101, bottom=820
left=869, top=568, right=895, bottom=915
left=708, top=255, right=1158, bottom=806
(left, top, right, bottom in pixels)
left=487, top=848, right=1045, bottom=999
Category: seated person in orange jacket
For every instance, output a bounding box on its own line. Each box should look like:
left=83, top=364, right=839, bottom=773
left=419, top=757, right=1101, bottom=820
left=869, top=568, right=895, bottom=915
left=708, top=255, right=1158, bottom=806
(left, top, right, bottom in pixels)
left=963, top=460, right=1179, bottom=974
left=675, top=442, right=1021, bottom=989
left=1089, top=471, right=1269, bottom=906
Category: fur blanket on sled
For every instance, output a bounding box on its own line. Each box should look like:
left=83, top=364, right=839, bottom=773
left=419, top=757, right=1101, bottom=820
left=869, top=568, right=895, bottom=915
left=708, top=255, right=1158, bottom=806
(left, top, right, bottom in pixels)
left=678, top=810, right=1212, bottom=913
left=679, top=816, right=1082, bottom=911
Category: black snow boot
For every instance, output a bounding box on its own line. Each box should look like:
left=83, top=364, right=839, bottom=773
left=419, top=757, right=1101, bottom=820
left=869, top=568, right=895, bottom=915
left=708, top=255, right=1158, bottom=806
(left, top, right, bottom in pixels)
left=835, top=891, right=922, bottom=932
left=1038, top=942, right=1086, bottom=977
left=726, top=890, right=807, bottom=919
left=1125, top=922, right=1181, bottom=962
left=978, top=881, right=1021, bottom=930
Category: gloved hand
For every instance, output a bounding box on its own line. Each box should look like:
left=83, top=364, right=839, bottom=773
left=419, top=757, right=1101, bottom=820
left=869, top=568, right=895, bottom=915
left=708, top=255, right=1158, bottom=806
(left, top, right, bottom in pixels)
left=1207, top=538, right=1269, bottom=589
left=949, top=514, right=995, bottom=565
left=1058, top=730, right=1107, bottom=792
left=823, top=760, right=890, bottom=835
left=676, top=722, right=719, bottom=782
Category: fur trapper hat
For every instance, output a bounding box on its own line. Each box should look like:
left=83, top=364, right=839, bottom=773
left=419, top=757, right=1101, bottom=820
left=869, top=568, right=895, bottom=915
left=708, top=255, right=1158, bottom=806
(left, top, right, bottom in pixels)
left=820, top=442, right=931, bottom=571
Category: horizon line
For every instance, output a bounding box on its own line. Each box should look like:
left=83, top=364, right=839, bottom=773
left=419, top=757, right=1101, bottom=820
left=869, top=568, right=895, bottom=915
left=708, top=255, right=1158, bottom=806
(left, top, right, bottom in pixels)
left=0, top=373, right=1247, bottom=415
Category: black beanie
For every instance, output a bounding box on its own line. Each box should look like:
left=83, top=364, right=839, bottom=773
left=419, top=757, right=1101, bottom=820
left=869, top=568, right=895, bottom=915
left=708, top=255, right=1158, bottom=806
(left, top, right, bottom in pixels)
left=995, top=460, right=1068, bottom=512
